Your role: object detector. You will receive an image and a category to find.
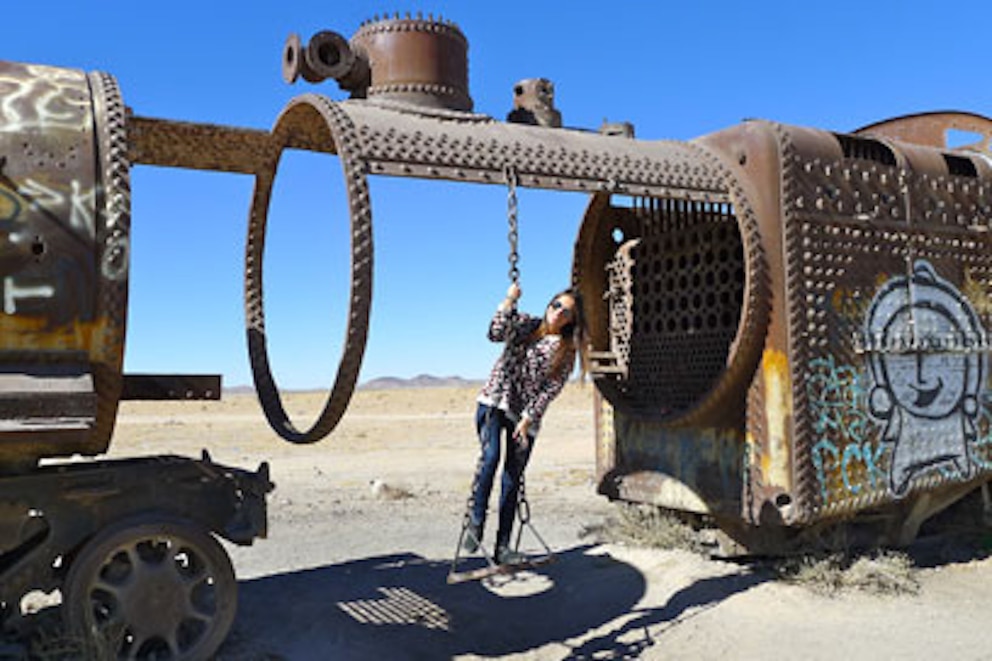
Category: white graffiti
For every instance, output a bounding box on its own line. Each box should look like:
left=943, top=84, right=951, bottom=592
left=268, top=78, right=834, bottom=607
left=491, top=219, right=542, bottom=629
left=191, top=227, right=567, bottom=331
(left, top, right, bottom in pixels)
left=3, top=276, right=54, bottom=314
left=864, top=260, right=987, bottom=496
left=17, top=177, right=95, bottom=238
left=0, top=63, right=89, bottom=132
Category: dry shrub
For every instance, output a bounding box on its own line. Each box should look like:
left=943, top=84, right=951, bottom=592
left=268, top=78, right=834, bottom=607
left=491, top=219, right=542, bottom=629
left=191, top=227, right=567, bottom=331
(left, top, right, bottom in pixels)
left=776, top=550, right=919, bottom=596
left=581, top=503, right=705, bottom=553
left=584, top=504, right=921, bottom=597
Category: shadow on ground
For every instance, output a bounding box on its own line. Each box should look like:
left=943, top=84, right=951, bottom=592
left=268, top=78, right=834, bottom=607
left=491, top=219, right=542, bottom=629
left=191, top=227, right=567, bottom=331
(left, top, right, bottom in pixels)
left=219, top=544, right=770, bottom=660
left=561, top=569, right=769, bottom=660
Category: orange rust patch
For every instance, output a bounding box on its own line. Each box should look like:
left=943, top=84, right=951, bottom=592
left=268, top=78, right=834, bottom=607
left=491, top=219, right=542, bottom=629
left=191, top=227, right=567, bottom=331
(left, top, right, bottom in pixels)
left=0, top=316, right=121, bottom=367
left=760, top=348, right=792, bottom=488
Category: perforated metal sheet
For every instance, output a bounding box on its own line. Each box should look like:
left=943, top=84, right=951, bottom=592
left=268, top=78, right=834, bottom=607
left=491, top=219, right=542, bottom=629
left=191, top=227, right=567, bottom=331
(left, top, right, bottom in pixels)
left=604, top=197, right=745, bottom=417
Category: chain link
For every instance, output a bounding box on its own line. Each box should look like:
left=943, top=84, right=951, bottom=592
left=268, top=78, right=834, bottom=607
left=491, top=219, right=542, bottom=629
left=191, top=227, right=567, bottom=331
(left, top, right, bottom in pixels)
left=505, top=165, right=520, bottom=285
left=517, top=475, right=531, bottom=525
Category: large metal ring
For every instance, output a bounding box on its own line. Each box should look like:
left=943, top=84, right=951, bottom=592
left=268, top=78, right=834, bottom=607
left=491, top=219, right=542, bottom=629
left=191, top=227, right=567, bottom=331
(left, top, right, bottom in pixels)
left=89, top=70, right=132, bottom=453
left=246, top=94, right=373, bottom=443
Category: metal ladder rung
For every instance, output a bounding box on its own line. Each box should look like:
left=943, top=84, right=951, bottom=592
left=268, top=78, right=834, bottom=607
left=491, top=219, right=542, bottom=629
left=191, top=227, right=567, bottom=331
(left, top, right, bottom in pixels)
left=588, top=351, right=625, bottom=377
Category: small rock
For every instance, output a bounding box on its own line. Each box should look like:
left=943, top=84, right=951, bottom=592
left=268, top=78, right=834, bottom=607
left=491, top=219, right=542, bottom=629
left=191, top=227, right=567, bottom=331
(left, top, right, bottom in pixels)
left=370, top=478, right=414, bottom=501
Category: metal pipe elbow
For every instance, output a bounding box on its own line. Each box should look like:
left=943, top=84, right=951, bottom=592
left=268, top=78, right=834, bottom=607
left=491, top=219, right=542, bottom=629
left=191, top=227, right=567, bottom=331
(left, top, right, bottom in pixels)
left=282, top=31, right=370, bottom=94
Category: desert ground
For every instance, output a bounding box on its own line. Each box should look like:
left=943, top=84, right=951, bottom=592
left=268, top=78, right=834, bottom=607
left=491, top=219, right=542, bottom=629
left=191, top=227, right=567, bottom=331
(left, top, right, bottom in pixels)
left=105, top=383, right=992, bottom=660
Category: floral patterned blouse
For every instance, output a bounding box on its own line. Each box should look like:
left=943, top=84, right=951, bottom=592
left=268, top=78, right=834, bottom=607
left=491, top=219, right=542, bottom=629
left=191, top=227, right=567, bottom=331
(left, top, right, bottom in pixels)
left=476, top=306, right=571, bottom=433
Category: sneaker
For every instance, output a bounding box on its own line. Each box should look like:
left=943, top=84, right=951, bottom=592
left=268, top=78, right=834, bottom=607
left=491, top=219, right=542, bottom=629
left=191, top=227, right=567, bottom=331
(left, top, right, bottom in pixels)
left=462, top=523, right=482, bottom=553
left=495, top=545, right=526, bottom=566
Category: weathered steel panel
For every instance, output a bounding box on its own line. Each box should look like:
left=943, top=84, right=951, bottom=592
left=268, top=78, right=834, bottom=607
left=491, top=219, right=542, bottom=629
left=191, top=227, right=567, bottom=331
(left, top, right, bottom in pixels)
left=578, top=117, right=992, bottom=542
left=0, top=62, right=99, bottom=344
left=777, top=125, right=992, bottom=523
left=121, top=373, right=222, bottom=400
left=0, top=62, right=129, bottom=462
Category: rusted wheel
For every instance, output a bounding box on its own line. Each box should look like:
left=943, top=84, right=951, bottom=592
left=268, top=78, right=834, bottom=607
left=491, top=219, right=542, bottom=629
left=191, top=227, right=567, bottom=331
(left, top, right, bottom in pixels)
left=246, top=94, right=373, bottom=444
left=63, top=516, right=237, bottom=660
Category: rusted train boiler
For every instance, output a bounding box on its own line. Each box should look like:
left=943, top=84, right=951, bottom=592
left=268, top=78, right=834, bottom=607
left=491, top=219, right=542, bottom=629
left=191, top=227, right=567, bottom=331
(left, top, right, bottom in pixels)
left=1, top=10, right=991, bottom=658
left=576, top=114, right=992, bottom=552
left=0, top=62, right=271, bottom=657
left=269, top=17, right=992, bottom=552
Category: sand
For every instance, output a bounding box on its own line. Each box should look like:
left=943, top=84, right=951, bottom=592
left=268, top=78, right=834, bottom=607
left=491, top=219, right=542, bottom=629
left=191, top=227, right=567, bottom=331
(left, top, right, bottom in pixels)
left=105, top=384, right=992, bottom=660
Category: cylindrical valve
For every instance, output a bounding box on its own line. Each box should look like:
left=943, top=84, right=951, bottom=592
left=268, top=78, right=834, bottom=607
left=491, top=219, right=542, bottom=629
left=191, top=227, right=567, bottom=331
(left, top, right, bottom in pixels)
left=283, top=16, right=473, bottom=111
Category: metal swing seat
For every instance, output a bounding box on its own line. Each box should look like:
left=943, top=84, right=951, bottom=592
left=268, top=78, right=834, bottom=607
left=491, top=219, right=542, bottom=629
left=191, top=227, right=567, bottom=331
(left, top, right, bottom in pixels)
left=447, top=476, right=556, bottom=584
left=446, top=167, right=556, bottom=585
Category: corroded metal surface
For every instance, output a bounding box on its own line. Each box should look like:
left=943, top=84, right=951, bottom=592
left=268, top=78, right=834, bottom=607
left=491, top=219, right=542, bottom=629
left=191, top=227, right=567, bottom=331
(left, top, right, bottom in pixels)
left=579, top=115, right=992, bottom=544
left=227, top=85, right=753, bottom=442
left=0, top=62, right=130, bottom=463
left=598, top=198, right=746, bottom=417
left=239, top=90, right=739, bottom=443
left=855, top=110, right=992, bottom=154
left=123, top=71, right=743, bottom=448
left=0, top=454, right=271, bottom=629
left=776, top=125, right=992, bottom=525
left=572, top=129, right=771, bottom=521
left=508, top=78, right=561, bottom=127
left=286, top=16, right=471, bottom=111
left=353, top=17, right=471, bottom=110
left=348, top=100, right=729, bottom=199
left=89, top=70, right=130, bottom=455
left=128, top=116, right=272, bottom=173
left=245, top=95, right=373, bottom=443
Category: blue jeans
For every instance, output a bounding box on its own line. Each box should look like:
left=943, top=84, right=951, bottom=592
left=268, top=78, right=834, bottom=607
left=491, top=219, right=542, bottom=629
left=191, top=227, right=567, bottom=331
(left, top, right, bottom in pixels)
left=468, top=404, right=535, bottom=548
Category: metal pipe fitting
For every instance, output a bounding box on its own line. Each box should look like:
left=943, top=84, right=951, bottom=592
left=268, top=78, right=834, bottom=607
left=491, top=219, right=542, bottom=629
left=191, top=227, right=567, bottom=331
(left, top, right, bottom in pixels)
left=282, top=30, right=370, bottom=94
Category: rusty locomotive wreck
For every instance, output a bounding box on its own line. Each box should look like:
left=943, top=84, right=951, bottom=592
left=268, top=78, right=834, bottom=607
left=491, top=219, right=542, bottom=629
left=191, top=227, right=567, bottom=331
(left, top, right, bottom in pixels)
left=1, top=11, right=992, bottom=658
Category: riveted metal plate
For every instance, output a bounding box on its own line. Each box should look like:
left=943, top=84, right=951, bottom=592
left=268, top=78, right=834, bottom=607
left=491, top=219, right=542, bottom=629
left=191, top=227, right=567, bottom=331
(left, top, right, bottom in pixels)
left=778, top=126, right=992, bottom=522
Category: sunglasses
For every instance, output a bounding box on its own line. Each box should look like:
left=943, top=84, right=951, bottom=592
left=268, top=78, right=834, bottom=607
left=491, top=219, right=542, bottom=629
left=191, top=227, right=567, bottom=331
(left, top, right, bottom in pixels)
left=550, top=299, right=574, bottom=319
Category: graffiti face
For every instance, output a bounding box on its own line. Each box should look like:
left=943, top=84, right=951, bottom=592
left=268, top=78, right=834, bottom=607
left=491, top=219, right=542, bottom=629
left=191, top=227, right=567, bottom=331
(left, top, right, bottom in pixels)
left=863, top=260, right=986, bottom=496
left=881, top=308, right=969, bottom=419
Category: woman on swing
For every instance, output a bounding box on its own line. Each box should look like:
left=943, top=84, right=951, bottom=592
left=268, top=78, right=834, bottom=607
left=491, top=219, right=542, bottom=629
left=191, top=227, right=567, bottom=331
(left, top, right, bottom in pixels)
left=464, top=281, right=588, bottom=565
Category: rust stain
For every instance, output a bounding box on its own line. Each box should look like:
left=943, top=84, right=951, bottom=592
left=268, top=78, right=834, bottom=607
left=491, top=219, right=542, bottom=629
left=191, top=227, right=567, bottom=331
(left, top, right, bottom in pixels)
left=0, top=193, right=18, bottom=221
left=0, top=315, right=114, bottom=360
left=963, top=269, right=992, bottom=317
left=830, top=286, right=868, bottom=319
left=598, top=397, right=615, bottom=456
left=761, top=348, right=792, bottom=488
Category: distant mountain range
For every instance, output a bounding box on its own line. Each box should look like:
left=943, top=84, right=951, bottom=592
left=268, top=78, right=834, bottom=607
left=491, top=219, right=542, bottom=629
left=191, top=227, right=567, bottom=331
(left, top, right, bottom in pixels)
left=359, top=375, right=482, bottom=390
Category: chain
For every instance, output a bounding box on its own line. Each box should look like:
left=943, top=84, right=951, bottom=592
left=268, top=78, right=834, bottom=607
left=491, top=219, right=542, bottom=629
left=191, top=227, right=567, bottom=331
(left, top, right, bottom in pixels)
left=505, top=165, right=520, bottom=285
left=505, top=164, right=529, bottom=531
left=517, top=474, right=531, bottom=525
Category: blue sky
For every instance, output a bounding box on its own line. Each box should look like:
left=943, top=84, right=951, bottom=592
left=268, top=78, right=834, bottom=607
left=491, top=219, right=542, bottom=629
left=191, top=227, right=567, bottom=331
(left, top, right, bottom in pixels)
left=5, top=1, right=989, bottom=389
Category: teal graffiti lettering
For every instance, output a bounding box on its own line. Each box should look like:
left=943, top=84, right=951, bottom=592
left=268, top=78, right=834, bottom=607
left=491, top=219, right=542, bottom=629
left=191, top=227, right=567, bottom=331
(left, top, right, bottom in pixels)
left=861, top=440, right=886, bottom=489
left=842, top=444, right=863, bottom=495
left=808, top=356, right=879, bottom=502
left=812, top=439, right=839, bottom=504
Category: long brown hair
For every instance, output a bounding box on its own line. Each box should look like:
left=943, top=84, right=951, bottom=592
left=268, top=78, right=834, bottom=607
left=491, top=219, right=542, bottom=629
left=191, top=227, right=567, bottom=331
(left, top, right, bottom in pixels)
left=533, top=288, right=588, bottom=381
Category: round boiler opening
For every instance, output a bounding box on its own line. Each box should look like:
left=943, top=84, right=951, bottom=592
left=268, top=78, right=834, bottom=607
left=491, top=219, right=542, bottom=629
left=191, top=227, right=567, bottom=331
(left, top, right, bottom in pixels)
left=576, top=194, right=748, bottom=420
